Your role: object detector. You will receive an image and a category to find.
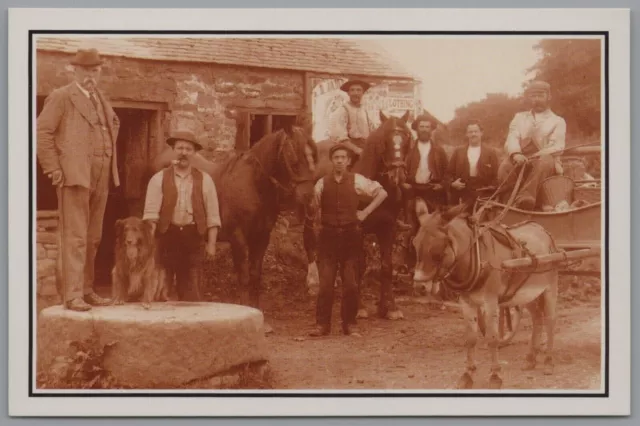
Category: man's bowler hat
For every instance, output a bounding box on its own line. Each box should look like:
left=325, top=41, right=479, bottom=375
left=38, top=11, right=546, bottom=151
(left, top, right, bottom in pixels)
left=70, top=48, right=104, bottom=67
left=166, top=130, right=204, bottom=151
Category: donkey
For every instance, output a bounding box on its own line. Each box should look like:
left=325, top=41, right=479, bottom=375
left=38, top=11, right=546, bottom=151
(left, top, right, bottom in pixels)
left=412, top=199, right=559, bottom=389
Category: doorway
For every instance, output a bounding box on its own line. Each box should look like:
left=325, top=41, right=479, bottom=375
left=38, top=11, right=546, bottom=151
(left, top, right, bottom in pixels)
left=93, top=107, right=161, bottom=289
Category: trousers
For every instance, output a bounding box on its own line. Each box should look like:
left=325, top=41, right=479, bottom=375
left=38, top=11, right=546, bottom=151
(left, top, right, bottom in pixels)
left=57, top=155, right=111, bottom=302
left=497, top=154, right=557, bottom=205
left=316, top=223, right=362, bottom=329
left=156, top=224, right=204, bottom=301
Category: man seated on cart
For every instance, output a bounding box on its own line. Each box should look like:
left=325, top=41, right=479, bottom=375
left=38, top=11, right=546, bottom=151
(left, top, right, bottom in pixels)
left=448, top=119, right=500, bottom=210
left=497, top=80, right=567, bottom=210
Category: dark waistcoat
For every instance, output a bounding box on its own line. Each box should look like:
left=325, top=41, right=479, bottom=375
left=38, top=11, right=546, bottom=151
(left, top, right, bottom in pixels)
left=321, top=172, right=359, bottom=227
left=158, top=167, right=207, bottom=236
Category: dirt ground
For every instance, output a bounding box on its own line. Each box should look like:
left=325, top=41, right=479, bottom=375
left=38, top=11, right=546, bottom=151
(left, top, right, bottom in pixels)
left=36, top=213, right=603, bottom=391
left=203, top=214, right=603, bottom=391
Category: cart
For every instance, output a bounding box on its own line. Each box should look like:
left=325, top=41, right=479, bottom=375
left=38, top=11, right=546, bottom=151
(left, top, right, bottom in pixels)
left=474, top=146, right=603, bottom=345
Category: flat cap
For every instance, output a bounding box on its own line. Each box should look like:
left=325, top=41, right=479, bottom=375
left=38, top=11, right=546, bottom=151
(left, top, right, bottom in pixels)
left=525, top=80, right=551, bottom=94
left=329, top=142, right=353, bottom=157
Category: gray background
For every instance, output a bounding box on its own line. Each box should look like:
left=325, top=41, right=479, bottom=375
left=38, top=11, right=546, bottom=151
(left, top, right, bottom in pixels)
left=0, top=0, right=635, bottom=423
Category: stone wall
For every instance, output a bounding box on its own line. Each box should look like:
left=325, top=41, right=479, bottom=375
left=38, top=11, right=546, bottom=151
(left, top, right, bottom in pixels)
left=36, top=210, right=60, bottom=300
left=36, top=51, right=306, bottom=154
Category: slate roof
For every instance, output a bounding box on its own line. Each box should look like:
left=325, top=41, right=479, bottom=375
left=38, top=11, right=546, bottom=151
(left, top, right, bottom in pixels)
left=35, top=36, right=418, bottom=80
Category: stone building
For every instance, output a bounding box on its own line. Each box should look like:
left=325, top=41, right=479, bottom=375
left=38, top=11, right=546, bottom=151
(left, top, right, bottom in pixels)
left=34, top=36, right=422, bottom=300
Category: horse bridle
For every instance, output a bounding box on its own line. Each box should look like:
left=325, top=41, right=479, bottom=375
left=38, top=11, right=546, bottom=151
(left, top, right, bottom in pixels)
left=379, top=126, right=411, bottom=180
left=248, top=128, right=314, bottom=194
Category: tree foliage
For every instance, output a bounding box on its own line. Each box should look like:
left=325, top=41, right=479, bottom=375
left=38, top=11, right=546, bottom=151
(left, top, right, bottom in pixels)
left=446, top=39, right=602, bottom=148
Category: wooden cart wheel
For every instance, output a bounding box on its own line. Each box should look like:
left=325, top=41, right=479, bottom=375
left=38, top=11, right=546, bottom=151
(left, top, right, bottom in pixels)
left=498, top=306, right=522, bottom=347
left=477, top=306, right=523, bottom=347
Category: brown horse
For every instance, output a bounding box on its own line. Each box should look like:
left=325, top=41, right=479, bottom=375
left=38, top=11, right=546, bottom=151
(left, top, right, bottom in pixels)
left=412, top=199, right=559, bottom=389
left=150, top=125, right=318, bottom=330
left=303, top=111, right=413, bottom=320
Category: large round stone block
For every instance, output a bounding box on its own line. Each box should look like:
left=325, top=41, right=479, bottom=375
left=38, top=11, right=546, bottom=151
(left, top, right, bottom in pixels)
left=37, top=302, right=268, bottom=388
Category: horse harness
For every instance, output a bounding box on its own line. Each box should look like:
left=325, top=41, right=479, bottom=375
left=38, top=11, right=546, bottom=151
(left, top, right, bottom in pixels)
left=245, top=128, right=314, bottom=194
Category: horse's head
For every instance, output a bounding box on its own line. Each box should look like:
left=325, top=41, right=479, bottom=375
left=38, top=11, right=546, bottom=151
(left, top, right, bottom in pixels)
left=412, top=200, right=469, bottom=292
left=369, top=110, right=413, bottom=188
left=272, top=123, right=318, bottom=206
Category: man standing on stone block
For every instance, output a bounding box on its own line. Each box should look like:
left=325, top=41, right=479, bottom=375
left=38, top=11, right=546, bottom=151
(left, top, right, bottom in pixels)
left=37, top=48, right=120, bottom=312
left=143, top=130, right=221, bottom=302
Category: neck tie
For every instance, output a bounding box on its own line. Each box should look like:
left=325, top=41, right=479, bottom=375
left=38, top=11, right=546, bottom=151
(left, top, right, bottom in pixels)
left=89, top=92, right=99, bottom=110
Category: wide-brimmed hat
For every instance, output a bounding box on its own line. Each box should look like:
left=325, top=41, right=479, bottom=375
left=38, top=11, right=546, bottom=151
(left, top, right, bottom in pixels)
left=166, top=130, right=204, bottom=151
left=340, top=79, right=371, bottom=93
left=525, top=80, right=551, bottom=95
left=329, top=142, right=353, bottom=158
left=70, top=48, right=104, bottom=67
left=411, top=114, right=437, bottom=132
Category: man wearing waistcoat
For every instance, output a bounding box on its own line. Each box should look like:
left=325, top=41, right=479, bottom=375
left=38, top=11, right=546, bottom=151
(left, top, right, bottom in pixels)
left=328, top=79, right=375, bottom=166
left=309, top=143, right=388, bottom=337
left=143, top=130, right=221, bottom=301
left=37, top=48, right=120, bottom=311
left=497, top=80, right=567, bottom=210
left=448, top=119, right=500, bottom=208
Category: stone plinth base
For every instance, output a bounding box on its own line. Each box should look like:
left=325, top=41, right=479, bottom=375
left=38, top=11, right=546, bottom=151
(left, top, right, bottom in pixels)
left=37, top=302, right=268, bottom=388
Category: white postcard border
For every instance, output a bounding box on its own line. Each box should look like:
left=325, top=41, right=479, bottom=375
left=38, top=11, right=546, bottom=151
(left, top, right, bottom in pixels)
left=8, top=7, right=630, bottom=417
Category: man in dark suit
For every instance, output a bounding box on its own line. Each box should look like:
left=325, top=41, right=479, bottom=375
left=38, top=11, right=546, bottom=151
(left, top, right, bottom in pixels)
left=448, top=119, right=499, bottom=209
left=402, top=114, right=449, bottom=269
left=404, top=114, right=449, bottom=211
left=37, top=48, right=121, bottom=311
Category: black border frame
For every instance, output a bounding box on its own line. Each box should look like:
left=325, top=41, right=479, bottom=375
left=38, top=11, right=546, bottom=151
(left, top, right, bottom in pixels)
left=28, top=29, right=609, bottom=398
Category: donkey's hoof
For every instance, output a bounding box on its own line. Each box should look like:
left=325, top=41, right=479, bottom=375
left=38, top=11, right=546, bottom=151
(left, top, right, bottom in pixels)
left=385, top=310, right=404, bottom=320
left=488, top=374, right=503, bottom=389
left=522, top=354, right=537, bottom=371
left=456, top=372, right=474, bottom=389
left=356, top=308, right=369, bottom=319
left=264, top=323, right=274, bottom=335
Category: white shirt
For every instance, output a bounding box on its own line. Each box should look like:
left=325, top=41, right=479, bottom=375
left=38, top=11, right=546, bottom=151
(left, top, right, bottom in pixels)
left=467, top=145, right=481, bottom=177
left=329, top=102, right=372, bottom=141
left=504, top=109, right=566, bottom=156
left=415, top=140, right=432, bottom=184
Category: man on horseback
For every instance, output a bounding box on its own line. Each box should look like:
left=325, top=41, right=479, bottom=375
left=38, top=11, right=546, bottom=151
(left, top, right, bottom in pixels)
left=497, top=80, right=567, bottom=210
left=328, top=79, right=375, bottom=166
left=309, top=142, right=388, bottom=337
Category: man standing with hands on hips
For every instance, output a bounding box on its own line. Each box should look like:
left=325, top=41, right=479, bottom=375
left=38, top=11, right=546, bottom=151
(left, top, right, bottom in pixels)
left=309, top=143, right=388, bottom=338
left=143, top=130, right=221, bottom=302
left=37, top=48, right=120, bottom=312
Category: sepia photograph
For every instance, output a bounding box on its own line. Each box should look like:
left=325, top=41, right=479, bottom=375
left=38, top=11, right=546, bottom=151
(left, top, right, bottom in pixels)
left=7, top=7, right=630, bottom=418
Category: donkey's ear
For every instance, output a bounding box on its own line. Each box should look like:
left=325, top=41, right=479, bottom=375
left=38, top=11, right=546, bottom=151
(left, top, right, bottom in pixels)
left=415, top=198, right=430, bottom=225
left=379, top=111, right=388, bottom=123
left=400, top=110, right=411, bottom=124
left=442, top=202, right=469, bottom=222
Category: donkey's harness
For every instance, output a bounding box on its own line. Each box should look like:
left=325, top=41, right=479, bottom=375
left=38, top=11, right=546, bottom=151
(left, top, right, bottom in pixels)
left=433, top=164, right=560, bottom=304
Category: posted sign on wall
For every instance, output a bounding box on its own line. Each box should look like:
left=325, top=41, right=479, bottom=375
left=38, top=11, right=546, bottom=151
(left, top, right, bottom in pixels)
left=310, top=77, right=422, bottom=142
